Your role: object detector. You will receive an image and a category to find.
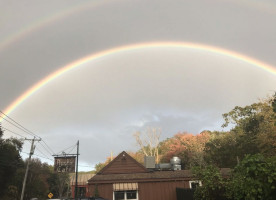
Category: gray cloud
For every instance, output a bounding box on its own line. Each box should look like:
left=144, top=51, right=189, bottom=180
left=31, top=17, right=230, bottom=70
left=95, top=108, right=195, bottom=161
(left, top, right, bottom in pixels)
left=1, top=0, right=276, bottom=170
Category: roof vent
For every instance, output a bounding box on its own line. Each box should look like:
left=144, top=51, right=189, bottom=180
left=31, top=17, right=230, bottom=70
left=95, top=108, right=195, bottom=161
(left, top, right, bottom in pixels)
left=144, top=156, right=155, bottom=169
left=170, top=156, right=181, bottom=170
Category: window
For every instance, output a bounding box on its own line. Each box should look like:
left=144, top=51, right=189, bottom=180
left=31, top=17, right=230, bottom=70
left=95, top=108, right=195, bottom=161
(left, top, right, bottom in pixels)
left=114, top=190, right=138, bottom=200
left=114, top=191, right=124, bottom=200
left=189, top=180, right=202, bottom=189
left=113, top=183, right=138, bottom=200
left=77, top=187, right=86, bottom=198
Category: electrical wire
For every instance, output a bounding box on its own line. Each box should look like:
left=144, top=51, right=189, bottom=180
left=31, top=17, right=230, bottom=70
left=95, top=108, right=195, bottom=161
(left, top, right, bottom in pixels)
left=78, top=165, right=94, bottom=168
left=0, top=110, right=40, bottom=138
left=1, top=111, right=57, bottom=158
left=33, top=153, right=54, bottom=162
left=67, top=145, right=77, bottom=154
left=38, top=141, right=54, bottom=156
left=1, top=126, right=25, bottom=138
left=21, top=151, right=54, bottom=162
left=35, top=147, right=53, bottom=161
left=41, top=140, right=55, bottom=155
left=25, top=140, right=53, bottom=161
left=55, top=143, right=77, bottom=155
left=1, top=111, right=83, bottom=168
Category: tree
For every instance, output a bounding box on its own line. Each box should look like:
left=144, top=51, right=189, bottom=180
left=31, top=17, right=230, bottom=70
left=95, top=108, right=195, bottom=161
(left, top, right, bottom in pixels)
left=222, top=97, right=276, bottom=158
left=227, top=154, right=276, bottom=200
left=192, top=165, right=229, bottom=200
left=192, top=155, right=276, bottom=200
left=94, top=162, right=106, bottom=174
left=127, top=151, right=144, bottom=164
left=162, top=131, right=210, bottom=169
left=94, top=156, right=112, bottom=174
left=133, top=127, right=161, bottom=163
left=204, top=131, right=239, bottom=168
left=93, top=184, right=99, bottom=198
left=23, top=158, right=52, bottom=200
left=0, top=125, right=23, bottom=199
left=272, top=93, right=276, bottom=125
left=48, top=171, right=70, bottom=199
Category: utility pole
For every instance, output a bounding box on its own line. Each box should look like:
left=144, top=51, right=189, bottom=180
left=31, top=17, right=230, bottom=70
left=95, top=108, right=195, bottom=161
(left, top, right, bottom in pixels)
left=75, top=140, right=79, bottom=200
left=20, top=137, right=41, bottom=200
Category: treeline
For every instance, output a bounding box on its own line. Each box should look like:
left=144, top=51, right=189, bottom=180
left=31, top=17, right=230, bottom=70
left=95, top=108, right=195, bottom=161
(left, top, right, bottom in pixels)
left=0, top=128, right=70, bottom=200
left=1, top=94, right=275, bottom=200
left=190, top=95, right=276, bottom=200
left=95, top=94, right=276, bottom=199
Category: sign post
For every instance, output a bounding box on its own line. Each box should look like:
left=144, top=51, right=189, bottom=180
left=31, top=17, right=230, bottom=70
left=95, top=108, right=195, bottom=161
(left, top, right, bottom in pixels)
left=53, top=141, right=79, bottom=199
left=75, top=140, right=79, bottom=200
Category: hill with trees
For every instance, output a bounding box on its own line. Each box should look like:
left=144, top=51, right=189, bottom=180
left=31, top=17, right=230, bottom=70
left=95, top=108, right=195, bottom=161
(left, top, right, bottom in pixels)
left=1, top=94, right=275, bottom=199
left=95, top=94, right=276, bottom=199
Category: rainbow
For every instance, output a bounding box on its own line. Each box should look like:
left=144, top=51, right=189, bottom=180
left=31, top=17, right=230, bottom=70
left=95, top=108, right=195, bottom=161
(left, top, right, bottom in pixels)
left=1, top=41, right=276, bottom=121
left=0, top=0, right=108, bottom=53
left=1, top=0, right=276, bottom=53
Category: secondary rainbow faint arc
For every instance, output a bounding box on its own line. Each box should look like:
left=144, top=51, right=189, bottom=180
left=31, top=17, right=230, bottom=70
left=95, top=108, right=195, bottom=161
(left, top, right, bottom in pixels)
left=2, top=41, right=276, bottom=120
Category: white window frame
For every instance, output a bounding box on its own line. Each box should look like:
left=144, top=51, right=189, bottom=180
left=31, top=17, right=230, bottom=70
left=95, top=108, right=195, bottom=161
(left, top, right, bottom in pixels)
left=113, top=190, right=138, bottom=200
left=189, top=180, right=202, bottom=189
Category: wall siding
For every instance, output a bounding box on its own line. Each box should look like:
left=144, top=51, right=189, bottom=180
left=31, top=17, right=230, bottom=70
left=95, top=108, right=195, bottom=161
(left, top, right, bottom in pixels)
left=139, top=181, right=188, bottom=200
left=89, top=183, right=113, bottom=200
left=89, top=180, right=189, bottom=200
left=102, top=157, right=146, bottom=174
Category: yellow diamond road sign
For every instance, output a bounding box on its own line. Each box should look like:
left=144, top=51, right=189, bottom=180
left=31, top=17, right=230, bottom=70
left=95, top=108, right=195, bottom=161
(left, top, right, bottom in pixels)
left=48, top=192, right=53, bottom=199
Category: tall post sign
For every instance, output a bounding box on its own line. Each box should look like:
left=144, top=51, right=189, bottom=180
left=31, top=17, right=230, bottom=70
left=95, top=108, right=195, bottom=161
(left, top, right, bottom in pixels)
left=54, top=156, right=76, bottom=173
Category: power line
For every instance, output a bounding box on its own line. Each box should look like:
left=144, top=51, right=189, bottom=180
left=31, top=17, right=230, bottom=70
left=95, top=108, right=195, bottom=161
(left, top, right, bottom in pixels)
left=1, top=111, right=85, bottom=170
left=1, top=126, right=25, bottom=138
left=35, top=146, right=53, bottom=161
left=1, top=111, right=56, bottom=157
left=33, top=153, right=54, bottom=162
left=0, top=111, right=39, bottom=138
left=55, top=143, right=77, bottom=155
left=21, top=151, right=54, bottom=162
left=67, top=145, right=77, bottom=154
left=78, top=165, right=94, bottom=168
left=38, top=141, right=54, bottom=157
left=25, top=140, right=53, bottom=161
left=41, top=140, right=55, bottom=155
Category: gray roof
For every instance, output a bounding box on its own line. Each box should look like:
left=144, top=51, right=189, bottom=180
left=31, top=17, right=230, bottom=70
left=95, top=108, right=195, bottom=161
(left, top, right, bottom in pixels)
left=70, top=173, right=94, bottom=185
left=89, top=168, right=231, bottom=184
left=90, top=170, right=193, bottom=183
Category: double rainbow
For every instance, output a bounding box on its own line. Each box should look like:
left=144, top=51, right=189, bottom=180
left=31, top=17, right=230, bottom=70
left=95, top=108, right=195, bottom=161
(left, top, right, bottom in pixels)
left=2, top=41, right=276, bottom=120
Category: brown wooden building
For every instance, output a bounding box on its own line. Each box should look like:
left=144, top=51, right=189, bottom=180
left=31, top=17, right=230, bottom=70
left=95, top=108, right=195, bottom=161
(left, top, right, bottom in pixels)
left=70, top=173, right=94, bottom=198
left=88, top=151, right=218, bottom=200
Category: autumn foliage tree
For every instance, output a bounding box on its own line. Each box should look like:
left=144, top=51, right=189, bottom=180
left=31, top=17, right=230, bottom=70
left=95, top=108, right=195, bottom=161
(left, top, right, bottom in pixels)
left=162, top=131, right=210, bottom=169
left=94, top=156, right=112, bottom=174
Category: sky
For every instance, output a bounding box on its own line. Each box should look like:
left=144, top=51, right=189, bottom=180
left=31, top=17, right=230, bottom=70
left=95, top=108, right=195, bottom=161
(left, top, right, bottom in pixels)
left=1, top=0, right=276, bottom=171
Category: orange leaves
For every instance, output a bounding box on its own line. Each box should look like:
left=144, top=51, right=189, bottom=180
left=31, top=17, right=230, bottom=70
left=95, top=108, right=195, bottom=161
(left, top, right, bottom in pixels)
left=162, top=131, right=211, bottom=164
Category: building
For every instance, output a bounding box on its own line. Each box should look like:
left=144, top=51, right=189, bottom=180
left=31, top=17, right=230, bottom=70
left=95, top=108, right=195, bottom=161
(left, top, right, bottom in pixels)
left=70, top=173, right=94, bottom=198
left=88, top=151, right=229, bottom=200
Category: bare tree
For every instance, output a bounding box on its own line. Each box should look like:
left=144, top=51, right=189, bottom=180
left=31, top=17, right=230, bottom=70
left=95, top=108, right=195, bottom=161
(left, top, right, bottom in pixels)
left=133, top=127, right=161, bottom=163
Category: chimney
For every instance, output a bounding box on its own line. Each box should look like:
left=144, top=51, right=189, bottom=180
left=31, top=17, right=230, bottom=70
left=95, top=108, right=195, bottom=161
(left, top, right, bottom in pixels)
left=144, top=156, right=155, bottom=169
